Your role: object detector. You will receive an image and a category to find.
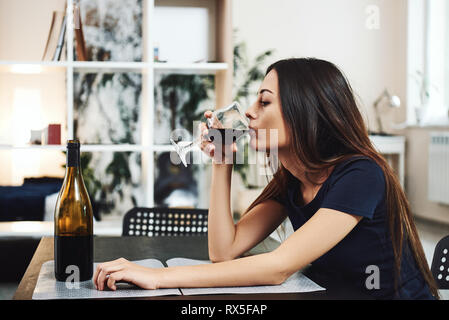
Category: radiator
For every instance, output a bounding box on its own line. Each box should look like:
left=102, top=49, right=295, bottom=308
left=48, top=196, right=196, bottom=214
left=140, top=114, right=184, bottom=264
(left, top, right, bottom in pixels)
left=428, top=132, right=449, bottom=205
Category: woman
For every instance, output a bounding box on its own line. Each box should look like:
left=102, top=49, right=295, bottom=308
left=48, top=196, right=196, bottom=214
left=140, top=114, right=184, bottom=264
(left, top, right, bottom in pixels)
left=93, top=58, right=438, bottom=299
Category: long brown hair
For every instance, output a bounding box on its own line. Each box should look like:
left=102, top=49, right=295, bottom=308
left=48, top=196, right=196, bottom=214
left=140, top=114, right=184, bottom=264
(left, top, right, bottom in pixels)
left=244, top=58, right=439, bottom=298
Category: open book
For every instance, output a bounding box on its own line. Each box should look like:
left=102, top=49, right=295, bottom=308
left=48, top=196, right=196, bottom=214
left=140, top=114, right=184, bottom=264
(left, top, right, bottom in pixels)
left=32, top=258, right=325, bottom=300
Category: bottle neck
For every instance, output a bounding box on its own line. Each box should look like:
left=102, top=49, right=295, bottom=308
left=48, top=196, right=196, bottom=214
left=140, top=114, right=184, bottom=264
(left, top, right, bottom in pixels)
left=66, top=147, right=81, bottom=171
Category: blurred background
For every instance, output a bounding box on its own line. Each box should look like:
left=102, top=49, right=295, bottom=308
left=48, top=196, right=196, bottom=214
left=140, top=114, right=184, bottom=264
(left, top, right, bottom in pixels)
left=0, top=0, right=448, bottom=299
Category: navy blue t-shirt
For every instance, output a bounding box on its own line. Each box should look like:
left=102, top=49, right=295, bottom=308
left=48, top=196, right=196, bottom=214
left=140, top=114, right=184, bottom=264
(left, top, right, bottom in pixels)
left=275, top=156, right=434, bottom=299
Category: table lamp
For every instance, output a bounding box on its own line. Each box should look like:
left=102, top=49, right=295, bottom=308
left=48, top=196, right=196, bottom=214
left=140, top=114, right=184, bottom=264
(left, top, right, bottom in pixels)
left=372, top=89, right=401, bottom=135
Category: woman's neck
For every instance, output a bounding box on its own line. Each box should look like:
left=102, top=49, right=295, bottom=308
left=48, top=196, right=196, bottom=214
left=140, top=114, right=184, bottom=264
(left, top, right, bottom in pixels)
left=278, top=149, right=333, bottom=190
left=278, top=150, right=335, bottom=205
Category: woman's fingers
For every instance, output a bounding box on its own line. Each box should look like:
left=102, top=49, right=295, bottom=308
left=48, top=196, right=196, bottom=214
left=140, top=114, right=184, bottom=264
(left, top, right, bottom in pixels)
left=93, top=260, right=110, bottom=289
left=203, top=110, right=223, bottom=129
left=200, top=140, right=215, bottom=156
left=200, top=140, right=238, bottom=163
left=199, top=122, right=209, bottom=139
left=93, top=265, right=101, bottom=289
left=206, top=144, right=215, bottom=157
left=98, top=264, right=125, bottom=291
left=106, top=271, right=126, bottom=291
left=204, top=110, right=213, bottom=118
left=93, top=259, right=159, bottom=292
left=198, top=113, right=239, bottom=162
left=94, top=258, right=127, bottom=290
left=199, top=121, right=214, bottom=157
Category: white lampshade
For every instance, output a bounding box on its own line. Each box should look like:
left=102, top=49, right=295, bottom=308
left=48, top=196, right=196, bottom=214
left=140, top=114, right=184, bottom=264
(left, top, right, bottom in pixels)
left=389, top=95, right=401, bottom=108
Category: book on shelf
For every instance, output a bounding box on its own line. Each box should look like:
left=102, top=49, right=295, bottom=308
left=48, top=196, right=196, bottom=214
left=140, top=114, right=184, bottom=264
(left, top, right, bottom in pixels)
left=42, top=11, right=66, bottom=61
left=74, top=1, right=87, bottom=61
left=42, top=124, right=61, bottom=145
left=52, top=14, right=67, bottom=61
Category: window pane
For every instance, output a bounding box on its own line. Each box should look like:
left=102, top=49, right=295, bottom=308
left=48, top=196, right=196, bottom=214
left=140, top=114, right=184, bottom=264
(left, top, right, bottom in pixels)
left=77, top=0, right=143, bottom=62
left=425, top=0, right=449, bottom=123
left=74, top=72, right=142, bottom=145
left=153, top=73, right=215, bottom=145
left=154, top=151, right=210, bottom=208
left=79, top=151, right=145, bottom=219
left=445, top=2, right=449, bottom=108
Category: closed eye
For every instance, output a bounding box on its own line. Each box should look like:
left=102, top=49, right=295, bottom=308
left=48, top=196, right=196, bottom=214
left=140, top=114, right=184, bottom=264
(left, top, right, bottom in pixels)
left=260, top=100, right=270, bottom=107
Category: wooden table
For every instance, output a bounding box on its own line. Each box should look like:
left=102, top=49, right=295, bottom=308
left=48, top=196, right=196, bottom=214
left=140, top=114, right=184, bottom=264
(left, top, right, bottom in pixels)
left=13, top=236, right=370, bottom=300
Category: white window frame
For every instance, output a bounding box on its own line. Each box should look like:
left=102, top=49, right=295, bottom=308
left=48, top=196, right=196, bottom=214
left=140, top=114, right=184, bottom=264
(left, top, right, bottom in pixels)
left=407, top=0, right=449, bottom=126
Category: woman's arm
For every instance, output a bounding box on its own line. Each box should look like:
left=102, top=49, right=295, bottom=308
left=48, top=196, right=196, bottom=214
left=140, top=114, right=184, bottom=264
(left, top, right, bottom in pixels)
left=207, top=163, right=287, bottom=262
left=166, top=208, right=363, bottom=288
left=207, top=163, right=235, bottom=261
left=202, top=110, right=287, bottom=262
left=272, top=208, right=363, bottom=278
left=94, top=207, right=362, bottom=291
left=94, top=251, right=284, bottom=291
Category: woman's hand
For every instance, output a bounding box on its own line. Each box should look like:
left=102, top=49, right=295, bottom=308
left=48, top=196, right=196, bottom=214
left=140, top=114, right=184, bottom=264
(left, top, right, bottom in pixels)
left=200, top=111, right=237, bottom=164
left=93, top=258, right=160, bottom=291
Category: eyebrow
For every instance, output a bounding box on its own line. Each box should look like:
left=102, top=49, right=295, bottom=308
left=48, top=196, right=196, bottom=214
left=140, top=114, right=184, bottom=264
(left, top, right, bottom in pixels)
left=258, top=88, right=274, bottom=95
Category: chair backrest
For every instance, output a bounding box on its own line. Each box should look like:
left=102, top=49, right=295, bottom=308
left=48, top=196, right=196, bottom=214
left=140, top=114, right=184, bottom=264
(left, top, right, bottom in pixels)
left=431, top=235, right=449, bottom=289
left=122, top=207, right=209, bottom=237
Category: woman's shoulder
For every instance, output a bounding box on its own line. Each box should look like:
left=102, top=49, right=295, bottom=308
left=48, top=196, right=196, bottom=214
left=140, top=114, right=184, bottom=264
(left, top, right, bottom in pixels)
left=329, top=155, right=385, bottom=186
left=319, top=155, right=387, bottom=219
left=335, top=155, right=383, bottom=172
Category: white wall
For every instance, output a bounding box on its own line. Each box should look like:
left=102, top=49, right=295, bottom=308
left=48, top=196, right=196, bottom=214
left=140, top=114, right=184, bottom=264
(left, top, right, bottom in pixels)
left=0, top=0, right=66, bottom=60
left=406, top=128, right=449, bottom=224
left=232, top=0, right=407, bottom=130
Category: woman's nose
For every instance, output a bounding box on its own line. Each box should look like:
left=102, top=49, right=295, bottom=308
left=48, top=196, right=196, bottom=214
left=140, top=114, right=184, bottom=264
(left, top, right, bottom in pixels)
left=245, top=102, right=257, bottom=120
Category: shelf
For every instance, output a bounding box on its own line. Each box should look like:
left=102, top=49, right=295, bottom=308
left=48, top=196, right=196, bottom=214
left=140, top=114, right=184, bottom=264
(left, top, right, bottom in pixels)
left=0, top=60, right=228, bottom=74
left=0, top=144, right=65, bottom=151
left=0, top=61, right=67, bottom=73
left=369, top=135, right=405, bottom=144
left=153, top=144, right=175, bottom=152
left=0, top=144, right=148, bottom=152
left=0, top=144, right=176, bottom=153
left=1, top=138, right=406, bottom=156
left=154, top=62, right=228, bottom=74
left=72, top=61, right=148, bottom=73
left=0, top=220, right=122, bottom=238
left=73, top=61, right=228, bottom=74
left=81, top=144, right=150, bottom=152
left=369, top=135, right=405, bottom=155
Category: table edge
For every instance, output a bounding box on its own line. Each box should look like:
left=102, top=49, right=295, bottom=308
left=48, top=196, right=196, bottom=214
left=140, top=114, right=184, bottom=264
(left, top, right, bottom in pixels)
left=13, top=236, right=53, bottom=300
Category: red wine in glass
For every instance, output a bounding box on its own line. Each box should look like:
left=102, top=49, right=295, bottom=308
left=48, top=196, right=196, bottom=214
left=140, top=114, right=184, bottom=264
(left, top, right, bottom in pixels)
left=206, top=128, right=248, bottom=145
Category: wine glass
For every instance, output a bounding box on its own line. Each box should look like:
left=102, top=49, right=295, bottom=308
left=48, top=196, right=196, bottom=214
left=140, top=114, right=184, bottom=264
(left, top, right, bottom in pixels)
left=170, top=101, right=249, bottom=166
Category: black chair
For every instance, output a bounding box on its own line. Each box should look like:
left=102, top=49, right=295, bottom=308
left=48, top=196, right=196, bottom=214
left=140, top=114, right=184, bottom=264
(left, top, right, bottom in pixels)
left=122, top=207, right=209, bottom=237
left=431, top=235, right=449, bottom=289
